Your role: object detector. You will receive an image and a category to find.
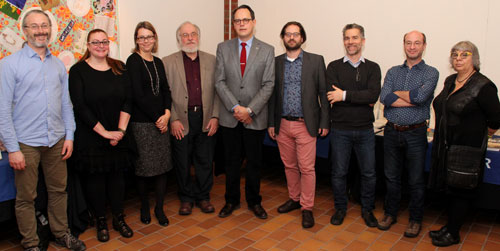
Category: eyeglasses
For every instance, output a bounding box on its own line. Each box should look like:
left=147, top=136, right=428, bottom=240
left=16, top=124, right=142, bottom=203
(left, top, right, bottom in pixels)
left=451, top=51, right=472, bottom=60
left=284, top=32, right=300, bottom=38
left=137, top=35, right=156, bottom=42
left=24, top=23, right=51, bottom=30
left=233, top=18, right=252, bottom=25
left=180, top=32, right=198, bottom=39
left=88, top=40, right=110, bottom=47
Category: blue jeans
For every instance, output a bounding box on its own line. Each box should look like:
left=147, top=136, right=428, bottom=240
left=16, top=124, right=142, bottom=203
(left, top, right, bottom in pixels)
left=383, top=125, right=427, bottom=222
left=330, top=128, right=376, bottom=212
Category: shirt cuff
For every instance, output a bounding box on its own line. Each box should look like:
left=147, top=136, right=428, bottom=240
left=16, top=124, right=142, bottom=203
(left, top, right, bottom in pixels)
left=384, top=93, right=399, bottom=106
left=231, top=104, right=240, bottom=112
left=342, top=91, right=346, bottom=101
left=6, top=143, right=20, bottom=153
left=409, top=89, right=419, bottom=104
left=65, top=130, right=74, bottom=141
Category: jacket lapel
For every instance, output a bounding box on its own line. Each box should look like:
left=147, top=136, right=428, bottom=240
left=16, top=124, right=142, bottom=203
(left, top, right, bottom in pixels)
left=174, top=51, right=188, bottom=92
left=244, top=39, right=259, bottom=80
left=301, top=51, right=309, bottom=95
left=230, top=39, right=242, bottom=81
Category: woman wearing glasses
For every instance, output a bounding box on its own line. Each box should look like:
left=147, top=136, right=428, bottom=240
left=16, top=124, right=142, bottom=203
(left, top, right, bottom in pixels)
left=428, top=41, right=500, bottom=247
left=69, top=29, right=135, bottom=242
left=126, top=22, right=172, bottom=227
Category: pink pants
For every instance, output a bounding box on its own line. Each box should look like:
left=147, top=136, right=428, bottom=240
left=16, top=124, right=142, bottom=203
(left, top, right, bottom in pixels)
left=276, top=119, right=316, bottom=210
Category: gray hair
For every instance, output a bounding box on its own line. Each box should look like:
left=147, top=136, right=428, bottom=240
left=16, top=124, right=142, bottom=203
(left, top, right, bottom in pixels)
left=450, top=41, right=480, bottom=71
left=22, top=9, right=51, bottom=29
left=176, top=21, right=201, bottom=43
left=342, top=23, right=365, bottom=39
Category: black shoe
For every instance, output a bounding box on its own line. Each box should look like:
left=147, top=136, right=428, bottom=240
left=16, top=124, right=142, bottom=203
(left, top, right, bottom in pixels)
left=429, top=226, right=448, bottom=239
left=140, top=207, right=151, bottom=225
left=54, top=231, right=86, bottom=251
left=277, top=199, right=301, bottom=214
left=302, top=210, right=315, bottom=228
left=218, top=203, right=240, bottom=218
left=249, top=204, right=268, bottom=219
left=112, top=214, right=133, bottom=238
left=431, top=232, right=460, bottom=247
left=362, top=211, right=378, bottom=228
left=96, top=217, right=109, bottom=242
left=330, top=209, right=346, bottom=225
left=154, top=208, right=169, bottom=226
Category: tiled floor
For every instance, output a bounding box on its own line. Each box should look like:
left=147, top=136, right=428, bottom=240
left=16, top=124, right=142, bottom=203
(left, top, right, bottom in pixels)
left=1, top=166, right=500, bottom=250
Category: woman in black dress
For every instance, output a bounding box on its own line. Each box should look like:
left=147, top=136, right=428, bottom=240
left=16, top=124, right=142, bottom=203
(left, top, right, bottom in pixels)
left=69, top=29, right=134, bottom=242
left=428, top=41, right=500, bottom=247
left=126, top=21, right=172, bottom=226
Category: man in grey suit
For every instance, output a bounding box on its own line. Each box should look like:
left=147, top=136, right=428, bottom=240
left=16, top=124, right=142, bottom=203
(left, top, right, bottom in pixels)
left=215, top=4, right=275, bottom=219
left=163, top=21, right=219, bottom=216
left=268, top=21, right=329, bottom=228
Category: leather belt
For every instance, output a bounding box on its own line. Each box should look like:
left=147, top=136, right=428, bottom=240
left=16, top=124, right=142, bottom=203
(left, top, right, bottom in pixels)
left=188, top=106, right=202, bottom=112
left=282, top=116, right=304, bottom=122
left=386, top=121, right=427, bottom=132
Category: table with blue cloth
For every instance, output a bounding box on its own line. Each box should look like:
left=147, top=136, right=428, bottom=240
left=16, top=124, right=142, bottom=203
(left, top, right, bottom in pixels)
left=0, top=151, right=16, bottom=222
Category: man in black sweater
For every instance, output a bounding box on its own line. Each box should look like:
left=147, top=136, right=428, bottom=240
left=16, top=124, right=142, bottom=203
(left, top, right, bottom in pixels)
left=327, top=23, right=381, bottom=228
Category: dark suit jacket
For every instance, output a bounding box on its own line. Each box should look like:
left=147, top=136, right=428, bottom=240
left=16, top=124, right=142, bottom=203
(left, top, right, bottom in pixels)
left=268, top=51, right=329, bottom=137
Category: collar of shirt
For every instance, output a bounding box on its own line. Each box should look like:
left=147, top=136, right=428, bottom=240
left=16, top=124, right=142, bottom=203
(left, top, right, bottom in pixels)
left=286, top=50, right=303, bottom=62
left=22, top=44, right=52, bottom=59
left=238, top=36, right=254, bottom=60
left=401, top=59, right=426, bottom=70
left=182, top=50, right=199, bottom=62
left=343, top=55, right=365, bottom=68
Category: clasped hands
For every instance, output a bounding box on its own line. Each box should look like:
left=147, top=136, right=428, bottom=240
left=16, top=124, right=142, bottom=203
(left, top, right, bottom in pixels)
left=233, top=105, right=252, bottom=124
left=104, top=130, right=124, bottom=146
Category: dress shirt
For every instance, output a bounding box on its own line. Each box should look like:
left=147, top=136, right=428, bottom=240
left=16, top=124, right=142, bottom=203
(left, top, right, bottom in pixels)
left=380, top=60, right=439, bottom=125
left=0, top=45, right=75, bottom=152
left=282, top=51, right=304, bottom=117
left=238, top=37, right=253, bottom=61
left=342, top=56, right=365, bottom=101
left=182, top=51, right=202, bottom=108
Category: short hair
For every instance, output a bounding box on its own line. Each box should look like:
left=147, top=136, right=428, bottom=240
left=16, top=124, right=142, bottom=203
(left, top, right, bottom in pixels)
left=176, top=21, right=201, bottom=44
left=342, top=23, right=364, bottom=39
left=280, top=21, right=307, bottom=42
left=450, top=41, right=481, bottom=71
left=232, top=4, right=255, bottom=20
left=403, top=31, right=427, bottom=44
left=132, top=21, right=159, bottom=53
left=22, top=9, right=51, bottom=29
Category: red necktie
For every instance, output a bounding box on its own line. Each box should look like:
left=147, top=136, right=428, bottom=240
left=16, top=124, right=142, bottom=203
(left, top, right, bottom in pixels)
left=240, top=42, right=247, bottom=77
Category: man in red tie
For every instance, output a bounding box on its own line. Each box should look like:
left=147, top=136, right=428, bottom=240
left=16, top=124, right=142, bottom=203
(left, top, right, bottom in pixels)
left=215, top=4, right=275, bottom=219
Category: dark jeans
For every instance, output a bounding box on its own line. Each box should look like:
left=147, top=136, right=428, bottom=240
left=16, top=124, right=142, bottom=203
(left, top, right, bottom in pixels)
left=330, top=128, right=376, bottom=212
left=220, top=123, right=264, bottom=206
left=171, top=110, right=215, bottom=203
left=383, top=125, right=427, bottom=222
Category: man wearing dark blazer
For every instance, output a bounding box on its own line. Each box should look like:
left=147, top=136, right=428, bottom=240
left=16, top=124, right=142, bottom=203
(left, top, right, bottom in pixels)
left=215, top=5, right=274, bottom=219
left=163, top=21, right=219, bottom=216
left=268, top=21, right=329, bottom=228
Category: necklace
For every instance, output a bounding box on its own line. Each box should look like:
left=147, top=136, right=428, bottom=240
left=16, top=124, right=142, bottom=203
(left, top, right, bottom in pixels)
left=141, top=55, right=160, bottom=96
left=456, top=70, right=475, bottom=84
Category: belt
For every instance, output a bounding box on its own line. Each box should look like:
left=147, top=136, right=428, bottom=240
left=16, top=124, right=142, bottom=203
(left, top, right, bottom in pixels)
left=188, top=106, right=202, bottom=112
left=386, top=121, right=427, bottom=132
left=282, top=116, right=304, bottom=122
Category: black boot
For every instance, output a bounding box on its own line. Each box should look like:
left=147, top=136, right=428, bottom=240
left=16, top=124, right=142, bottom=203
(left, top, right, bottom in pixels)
left=112, top=213, right=133, bottom=238
left=155, top=207, right=169, bottom=226
left=96, top=217, right=109, bottom=242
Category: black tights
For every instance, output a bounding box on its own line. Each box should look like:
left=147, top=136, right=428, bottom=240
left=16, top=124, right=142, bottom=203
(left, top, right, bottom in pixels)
left=136, top=173, right=167, bottom=213
left=83, top=170, right=125, bottom=218
left=446, top=194, right=470, bottom=237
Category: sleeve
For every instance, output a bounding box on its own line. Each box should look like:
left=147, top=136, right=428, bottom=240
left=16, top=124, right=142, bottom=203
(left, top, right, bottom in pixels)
left=0, top=59, right=20, bottom=152
left=477, top=82, right=500, bottom=130
left=325, top=61, right=337, bottom=93
left=59, top=63, right=76, bottom=141
left=247, top=46, right=275, bottom=115
left=126, top=54, right=162, bottom=121
left=317, top=56, right=330, bottom=129
left=157, top=59, right=172, bottom=111
left=215, top=43, right=239, bottom=111
left=68, top=64, right=99, bottom=129
left=345, top=63, right=381, bottom=104
left=267, top=58, right=279, bottom=127
left=120, top=69, right=133, bottom=115
left=408, top=67, right=439, bottom=105
left=379, top=68, right=399, bottom=106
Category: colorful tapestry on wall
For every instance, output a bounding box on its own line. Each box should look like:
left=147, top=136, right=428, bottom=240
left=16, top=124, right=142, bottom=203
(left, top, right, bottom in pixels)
left=0, top=0, right=119, bottom=70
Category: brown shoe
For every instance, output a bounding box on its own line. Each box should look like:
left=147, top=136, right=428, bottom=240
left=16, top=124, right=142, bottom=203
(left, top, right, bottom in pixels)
left=377, top=215, right=397, bottom=231
left=404, top=221, right=421, bottom=238
left=179, top=202, right=193, bottom=215
left=196, top=200, right=215, bottom=213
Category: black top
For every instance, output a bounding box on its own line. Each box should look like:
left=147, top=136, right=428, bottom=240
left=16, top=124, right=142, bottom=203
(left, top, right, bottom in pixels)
left=326, top=58, right=381, bottom=130
left=68, top=60, right=135, bottom=173
left=126, top=52, right=171, bottom=123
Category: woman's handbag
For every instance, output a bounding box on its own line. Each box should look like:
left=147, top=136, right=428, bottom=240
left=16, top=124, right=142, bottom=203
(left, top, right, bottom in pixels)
left=445, top=135, right=486, bottom=189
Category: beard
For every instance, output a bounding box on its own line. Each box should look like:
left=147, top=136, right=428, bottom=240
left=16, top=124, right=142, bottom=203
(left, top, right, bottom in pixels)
left=284, top=40, right=302, bottom=51
left=180, top=43, right=199, bottom=53
left=27, top=32, right=50, bottom=48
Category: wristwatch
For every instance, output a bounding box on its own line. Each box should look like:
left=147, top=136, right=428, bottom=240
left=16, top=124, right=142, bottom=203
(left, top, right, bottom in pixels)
left=246, top=107, right=255, bottom=117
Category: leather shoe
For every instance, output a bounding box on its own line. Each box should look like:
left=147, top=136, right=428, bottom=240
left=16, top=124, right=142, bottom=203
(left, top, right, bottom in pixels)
left=302, top=210, right=314, bottom=228
left=179, top=202, right=193, bottom=215
left=277, top=199, right=301, bottom=213
left=140, top=207, right=151, bottom=224
left=330, top=209, right=346, bottom=225
left=218, top=203, right=240, bottom=218
left=96, top=217, right=109, bottom=242
left=377, top=215, right=397, bottom=231
left=404, top=221, right=421, bottom=238
left=196, top=200, right=215, bottom=213
left=362, top=211, right=378, bottom=228
left=431, top=232, right=460, bottom=247
left=249, top=204, right=268, bottom=219
left=429, top=226, right=448, bottom=239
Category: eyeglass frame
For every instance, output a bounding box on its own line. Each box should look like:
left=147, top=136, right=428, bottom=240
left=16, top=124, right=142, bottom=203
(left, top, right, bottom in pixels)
left=284, top=32, right=301, bottom=38
left=233, top=18, right=253, bottom=25
left=136, top=35, right=156, bottom=42
left=23, top=23, right=51, bottom=30
left=88, top=40, right=110, bottom=47
left=180, top=32, right=198, bottom=39
left=451, top=51, right=472, bottom=60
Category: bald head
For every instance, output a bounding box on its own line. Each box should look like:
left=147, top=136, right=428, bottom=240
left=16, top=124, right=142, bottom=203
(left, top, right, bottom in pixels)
left=404, top=30, right=426, bottom=44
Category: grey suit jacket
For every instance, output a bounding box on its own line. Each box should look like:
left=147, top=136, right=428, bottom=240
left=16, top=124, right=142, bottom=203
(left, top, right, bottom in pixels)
left=268, top=51, right=330, bottom=137
left=215, top=37, right=275, bottom=130
left=162, top=51, right=220, bottom=136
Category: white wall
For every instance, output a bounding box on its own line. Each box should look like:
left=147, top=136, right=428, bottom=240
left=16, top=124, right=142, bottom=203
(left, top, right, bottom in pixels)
left=117, top=0, right=224, bottom=60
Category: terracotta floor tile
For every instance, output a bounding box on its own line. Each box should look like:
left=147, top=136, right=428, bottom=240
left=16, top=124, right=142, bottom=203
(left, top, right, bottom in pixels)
left=176, top=218, right=200, bottom=228
left=297, top=238, right=324, bottom=251
left=414, top=241, right=436, bottom=251
left=288, top=229, right=314, bottom=242
left=321, top=239, right=348, bottom=250
left=465, top=232, right=487, bottom=243
left=368, top=240, right=394, bottom=251
left=461, top=241, right=484, bottom=250
left=252, top=238, right=278, bottom=250
left=436, top=244, right=460, bottom=251
left=117, top=240, right=146, bottom=251
left=276, top=238, right=300, bottom=250
left=137, top=224, right=162, bottom=235
left=356, top=230, right=380, bottom=244
left=239, top=220, right=262, bottom=231
left=344, top=239, right=370, bottom=251
left=157, top=224, right=183, bottom=236
left=139, top=232, right=165, bottom=246
left=95, top=239, right=125, bottom=251
left=312, top=228, right=335, bottom=242
left=245, top=229, right=269, bottom=241
left=484, top=240, right=500, bottom=250
left=161, top=234, right=186, bottom=246
left=345, top=223, right=366, bottom=234
left=202, top=227, right=227, bottom=238
left=167, top=243, right=192, bottom=251
left=391, top=240, right=416, bottom=251
left=205, top=236, right=232, bottom=250
left=334, top=230, right=357, bottom=244
left=379, top=231, right=402, bottom=242
left=268, top=229, right=291, bottom=241
left=180, top=226, right=205, bottom=237
left=185, top=235, right=210, bottom=247
left=141, top=242, right=169, bottom=251
left=198, top=218, right=221, bottom=229
left=229, top=237, right=254, bottom=249
left=223, top=228, right=247, bottom=239
left=194, top=245, right=216, bottom=251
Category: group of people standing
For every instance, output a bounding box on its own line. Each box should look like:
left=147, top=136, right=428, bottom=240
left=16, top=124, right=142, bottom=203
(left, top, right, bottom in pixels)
left=1, top=4, right=499, bottom=251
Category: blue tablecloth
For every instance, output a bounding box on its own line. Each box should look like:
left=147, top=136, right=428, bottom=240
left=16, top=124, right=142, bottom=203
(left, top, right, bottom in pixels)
left=0, top=152, right=16, bottom=202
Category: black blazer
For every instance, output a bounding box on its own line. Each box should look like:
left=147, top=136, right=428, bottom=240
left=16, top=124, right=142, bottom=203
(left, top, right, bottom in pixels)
left=268, top=51, right=330, bottom=137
